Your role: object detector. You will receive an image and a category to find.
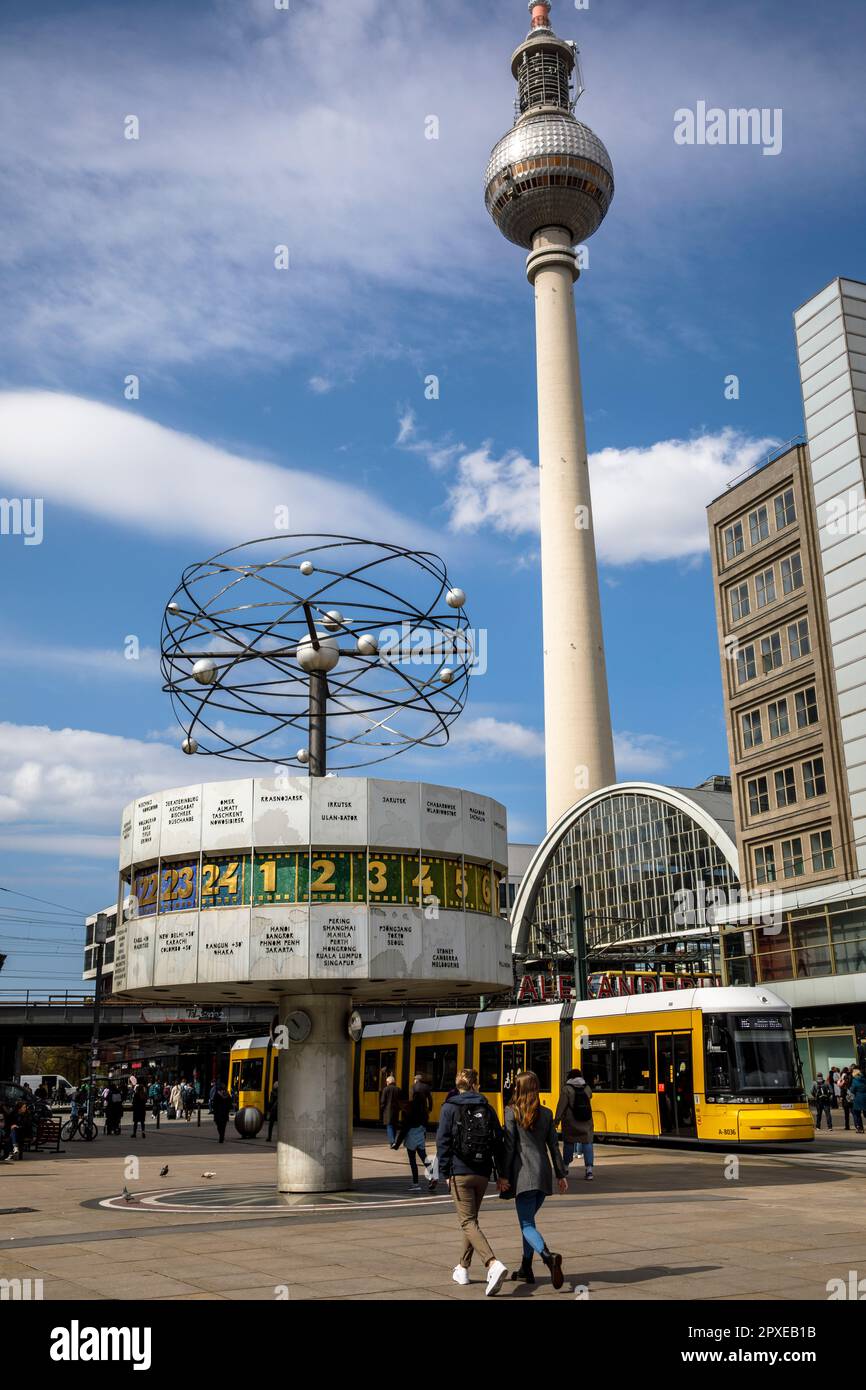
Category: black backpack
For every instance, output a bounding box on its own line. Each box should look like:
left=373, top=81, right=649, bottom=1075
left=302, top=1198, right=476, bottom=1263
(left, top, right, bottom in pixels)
left=454, top=1099, right=497, bottom=1166
left=568, top=1083, right=592, bottom=1122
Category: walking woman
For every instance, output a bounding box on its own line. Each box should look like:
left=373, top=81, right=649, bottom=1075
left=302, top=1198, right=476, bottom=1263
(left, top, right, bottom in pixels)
left=503, top=1071, right=568, bottom=1288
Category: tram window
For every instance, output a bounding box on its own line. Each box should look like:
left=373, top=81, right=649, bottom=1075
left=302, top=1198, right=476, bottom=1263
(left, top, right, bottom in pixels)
left=363, top=1050, right=383, bottom=1092
left=580, top=1038, right=613, bottom=1091
left=229, top=1062, right=240, bottom=1093
left=238, top=1058, right=263, bottom=1091
left=414, top=1044, right=458, bottom=1091
left=479, top=1042, right=501, bottom=1092
left=527, top=1039, right=552, bottom=1091
left=617, top=1035, right=653, bottom=1092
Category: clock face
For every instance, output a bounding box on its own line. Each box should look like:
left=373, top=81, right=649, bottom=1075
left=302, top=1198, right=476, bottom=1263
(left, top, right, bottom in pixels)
left=286, top=1010, right=312, bottom=1043
left=348, top=1010, right=363, bottom=1042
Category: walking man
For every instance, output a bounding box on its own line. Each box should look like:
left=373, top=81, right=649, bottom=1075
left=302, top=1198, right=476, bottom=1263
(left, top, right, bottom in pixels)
left=266, top=1080, right=278, bottom=1142
left=812, top=1073, right=834, bottom=1130
left=212, top=1083, right=231, bottom=1144
left=436, top=1067, right=509, bottom=1296
left=554, top=1067, right=595, bottom=1181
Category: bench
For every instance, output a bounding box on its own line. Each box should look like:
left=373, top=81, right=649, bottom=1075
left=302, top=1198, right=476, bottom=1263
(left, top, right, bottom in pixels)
left=19, top=1118, right=64, bottom=1155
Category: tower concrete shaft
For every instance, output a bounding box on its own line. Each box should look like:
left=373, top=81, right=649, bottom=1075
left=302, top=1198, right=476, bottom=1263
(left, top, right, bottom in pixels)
left=528, top=227, right=615, bottom=826
left=485, top=2, right=617, bottom=828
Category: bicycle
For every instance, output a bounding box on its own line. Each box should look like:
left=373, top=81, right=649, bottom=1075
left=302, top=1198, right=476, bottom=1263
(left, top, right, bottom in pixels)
left=60, top=1113, right=98, bottom=1142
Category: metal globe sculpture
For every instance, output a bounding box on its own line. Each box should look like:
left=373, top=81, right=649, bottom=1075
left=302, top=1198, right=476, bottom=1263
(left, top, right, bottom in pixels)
left=484, top=0, right=614, bottom=250
left=235, top=1106, right=264, bottom=1138
left=160, top=535, right=475, bottom=772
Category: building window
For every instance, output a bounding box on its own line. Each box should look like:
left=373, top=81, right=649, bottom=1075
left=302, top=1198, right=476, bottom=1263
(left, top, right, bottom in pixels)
left=774, top=766, right=797, bottom=807
left=810, top=829, right=835, bottom=872
left=795, top=686, right=818, bottom=728
left=781, top=837, right=805, bottom=878
left=803, top=757, right=826, bottom=799
left=768, top=699, right=790, bottom=739
left=788, top=618, right=810, bottom=660
left=737, top=644, right=756, bottom=684
left=730, top=583, right=750, bottom=622
left=755, top=845, right=777, bottom=883
left=781, top=553, right=804, bottom=594
left=749, top=505, right=769, bottom=546
left=761, top=632, right=783, bottom=674
left=724, top=521, right=745, bottom=561
left=747, top=776, right=769, bottom=815
left=742, top=710, right=763, bottom=749
left=775, top=488, right=796, bottom=530
left=755, top=568, right=776, bottom=608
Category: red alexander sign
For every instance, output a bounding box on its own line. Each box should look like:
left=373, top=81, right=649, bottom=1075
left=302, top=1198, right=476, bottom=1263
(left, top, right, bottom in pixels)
left=516, top=970, right=721, bottom=1004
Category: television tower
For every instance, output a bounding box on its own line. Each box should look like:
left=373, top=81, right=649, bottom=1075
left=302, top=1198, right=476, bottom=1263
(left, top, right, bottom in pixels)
left=485, top=1, right=616, bottom=828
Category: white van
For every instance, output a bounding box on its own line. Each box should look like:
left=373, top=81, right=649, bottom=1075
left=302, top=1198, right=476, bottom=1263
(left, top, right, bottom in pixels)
left=19, top=1073, right=76, bottom=1099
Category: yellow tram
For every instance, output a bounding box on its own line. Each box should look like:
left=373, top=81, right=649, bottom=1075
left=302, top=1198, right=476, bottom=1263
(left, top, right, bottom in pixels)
left=234, top=986, right=814, bottom=1145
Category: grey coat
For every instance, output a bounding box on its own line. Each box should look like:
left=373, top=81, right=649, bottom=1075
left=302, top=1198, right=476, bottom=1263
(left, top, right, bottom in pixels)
left=503, top=1103, right=567, bottom=1196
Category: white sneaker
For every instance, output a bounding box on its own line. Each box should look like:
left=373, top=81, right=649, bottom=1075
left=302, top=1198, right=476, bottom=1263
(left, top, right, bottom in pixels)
left=485, top=1259, right=507, bottom=1296
left=452, top=1265, right=470, bottom=1286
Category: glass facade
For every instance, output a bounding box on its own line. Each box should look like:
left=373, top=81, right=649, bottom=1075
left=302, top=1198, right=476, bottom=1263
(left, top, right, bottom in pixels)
left=527, top=790, right=738, bottom=959
left=723, top=896, right=866, bottom=986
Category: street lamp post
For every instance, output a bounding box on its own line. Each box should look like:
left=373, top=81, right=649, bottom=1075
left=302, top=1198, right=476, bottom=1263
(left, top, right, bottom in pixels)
left=87, top=912, right=108, bottom=1132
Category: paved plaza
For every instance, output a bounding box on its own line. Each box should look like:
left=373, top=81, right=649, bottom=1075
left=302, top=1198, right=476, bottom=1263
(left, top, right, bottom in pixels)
left=1, top=1120, right=864, bottom=1302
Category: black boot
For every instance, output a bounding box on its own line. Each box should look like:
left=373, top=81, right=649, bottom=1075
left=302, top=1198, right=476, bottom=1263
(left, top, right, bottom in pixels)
left=510, top=1257, right=535, bottom=1284
left=541, top=1248, right=564, bottom=1290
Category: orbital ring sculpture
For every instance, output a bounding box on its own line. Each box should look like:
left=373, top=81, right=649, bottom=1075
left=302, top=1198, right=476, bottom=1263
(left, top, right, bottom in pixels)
left=160, top=535, right=475, bottom=774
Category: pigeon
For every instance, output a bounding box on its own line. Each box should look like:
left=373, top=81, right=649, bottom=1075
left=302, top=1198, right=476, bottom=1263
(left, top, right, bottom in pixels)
left=159, top=1165, right=169, bottom=1177
left=122, top=1186, right=133, bottom=1203
left=201, top=1171, right=215, bottom=1179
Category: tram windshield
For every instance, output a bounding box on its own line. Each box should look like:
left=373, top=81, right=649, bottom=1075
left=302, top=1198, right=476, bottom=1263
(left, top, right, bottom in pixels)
left=703, top=1013, right=800, bottom=1096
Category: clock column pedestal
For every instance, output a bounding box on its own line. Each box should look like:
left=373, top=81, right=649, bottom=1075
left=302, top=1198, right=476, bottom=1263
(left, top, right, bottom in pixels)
left=276, top=993, right=352, bottom=1193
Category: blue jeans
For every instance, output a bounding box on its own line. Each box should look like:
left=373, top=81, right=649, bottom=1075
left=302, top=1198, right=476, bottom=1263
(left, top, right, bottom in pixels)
left=386, top=1123, right=396, bottom=1144
left=563, top=1140, right=594, bottom=1169
left=515, top=1190, right=547, bottom=1259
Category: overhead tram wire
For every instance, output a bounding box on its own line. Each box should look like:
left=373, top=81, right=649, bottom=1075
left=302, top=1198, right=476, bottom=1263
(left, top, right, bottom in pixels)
left=0, top=885, right=89, bottom=915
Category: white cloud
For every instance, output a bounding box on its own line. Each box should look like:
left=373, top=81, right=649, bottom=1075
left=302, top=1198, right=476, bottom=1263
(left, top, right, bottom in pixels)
left=0, top=391, right=432, bottom=548
left=0, top=721, right=236, bottom=841
left=414, top=427, right=777, bottom=565
left=614, top=731, right=683, bottom=777
left=1, top=639, right=160, bottom=681
left=451, top=717, right=545, bottom=759
left=308, top=377, right=335, bottom=395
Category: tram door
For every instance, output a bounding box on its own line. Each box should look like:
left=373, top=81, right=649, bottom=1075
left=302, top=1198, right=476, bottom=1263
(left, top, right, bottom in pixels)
left=656, top=1033, right=696, bottom=1137
left=502, top=1043, right=526, bottom=1107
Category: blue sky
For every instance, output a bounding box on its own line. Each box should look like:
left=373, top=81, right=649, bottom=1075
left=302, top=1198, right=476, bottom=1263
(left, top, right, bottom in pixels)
left=1, top=0, right=865, bottom=989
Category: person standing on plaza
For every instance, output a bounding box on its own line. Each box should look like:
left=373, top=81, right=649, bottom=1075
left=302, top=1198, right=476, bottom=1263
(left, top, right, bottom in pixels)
left=148, top=1078, right=162, bottom=1124
left=131, top=1081, right=148, bottom=1139
left=266, top=1079, right=278, bottom=1142
left=503, top=1071, right=568, bottom=1289
left=436, top=1067, right=509, bottom=1294
left=105, top=1078, right=124, bottom=1136
left=849, top=1069, right=866, bottom=1134
left=181, top=1081, right=196, bottom=1122
left=169, top=1081, right=182, bottom=1119
left=212, top=1083, right=232, bottom=1144
left=379, top=1074, right=401, bottom=1145
left=812, top=1073, right=834, bottom=1130
left=839, top=1068, right=853, bottom=1131
left=554, top=1067, right=595, bottom=1181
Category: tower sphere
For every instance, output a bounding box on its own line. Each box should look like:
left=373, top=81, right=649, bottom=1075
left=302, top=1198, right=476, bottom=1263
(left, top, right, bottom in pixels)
left=484, top=4, right=614, bottom=250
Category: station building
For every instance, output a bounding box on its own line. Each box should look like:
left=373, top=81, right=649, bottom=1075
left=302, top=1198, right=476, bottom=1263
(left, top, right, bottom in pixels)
left=706, top=277, right=866, bottom=1082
